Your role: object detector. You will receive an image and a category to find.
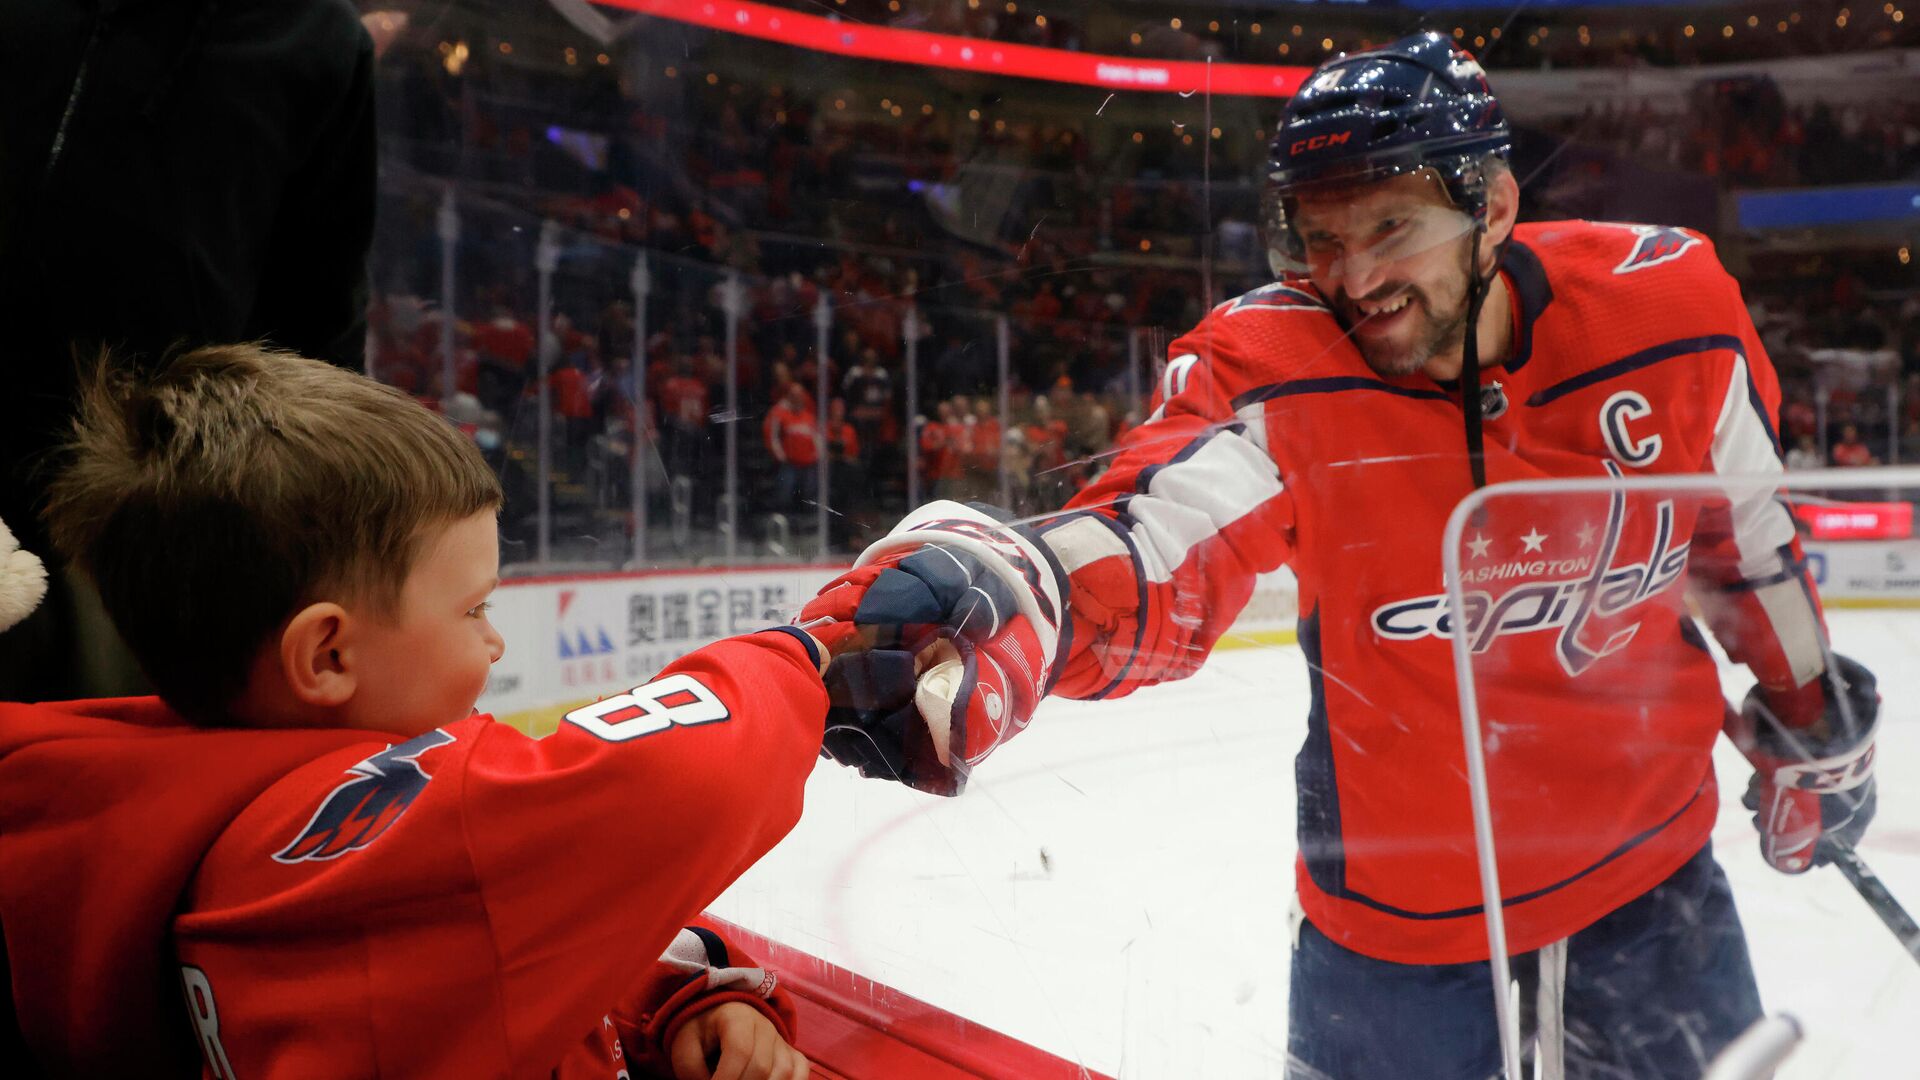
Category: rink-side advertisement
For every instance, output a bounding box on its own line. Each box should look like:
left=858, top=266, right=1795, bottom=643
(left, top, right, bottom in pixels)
left=477, top=566, right=841, bottom=732
left=1805, top=540, right=1920, bottom=604
left=478, top=565, right=1304, bottom=730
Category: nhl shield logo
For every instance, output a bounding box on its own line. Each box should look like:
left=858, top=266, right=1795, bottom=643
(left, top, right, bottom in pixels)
left=1479, top=380, right=1509, bottom=421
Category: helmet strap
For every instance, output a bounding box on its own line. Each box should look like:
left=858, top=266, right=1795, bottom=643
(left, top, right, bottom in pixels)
left=1462, top=225, right=1490, bottom=494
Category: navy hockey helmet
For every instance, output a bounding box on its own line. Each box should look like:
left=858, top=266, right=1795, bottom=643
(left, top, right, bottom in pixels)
left=1263, top=32, right=1512, bottom=275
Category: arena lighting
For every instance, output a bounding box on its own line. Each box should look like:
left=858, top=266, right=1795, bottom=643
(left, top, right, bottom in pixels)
left=595, top=0, right=1308, bottom=97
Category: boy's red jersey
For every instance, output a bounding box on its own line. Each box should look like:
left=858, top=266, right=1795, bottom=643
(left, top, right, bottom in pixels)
left=0, top=630, right=826, bottom=1077
left=1039, top=220, right=1823, bottom=964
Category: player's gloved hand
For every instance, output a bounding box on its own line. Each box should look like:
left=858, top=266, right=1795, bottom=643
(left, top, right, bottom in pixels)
left=1728, top=653, right=1879, bottom=874
left=809, top=618, right=1048, bottom=796
left=797, top=501, right=1066, bottom=796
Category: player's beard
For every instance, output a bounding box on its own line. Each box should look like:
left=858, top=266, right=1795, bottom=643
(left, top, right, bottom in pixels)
left=1340, top=282, right=1470, bottom=378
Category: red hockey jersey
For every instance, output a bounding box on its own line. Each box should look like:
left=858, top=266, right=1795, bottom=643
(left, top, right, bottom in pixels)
left=0, top=629, right=826, bottom=1077
left=1038, top=221, right=1825, bottom=964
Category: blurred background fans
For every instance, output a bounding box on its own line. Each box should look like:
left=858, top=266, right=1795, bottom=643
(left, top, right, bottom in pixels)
left=343, top=0, right=1920, bottom=573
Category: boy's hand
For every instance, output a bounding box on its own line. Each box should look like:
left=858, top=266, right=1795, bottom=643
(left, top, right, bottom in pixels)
left=668, top=1001, right=809, bottom=1080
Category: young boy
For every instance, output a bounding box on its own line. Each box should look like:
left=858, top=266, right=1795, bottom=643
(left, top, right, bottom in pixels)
left=0, top=345, right=825, bottom=1079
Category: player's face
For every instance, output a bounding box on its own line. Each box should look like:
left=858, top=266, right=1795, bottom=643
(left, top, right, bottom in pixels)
left=1292, top=171, right=1477, bottom=378
left=342, top=512, right=504, bottom=737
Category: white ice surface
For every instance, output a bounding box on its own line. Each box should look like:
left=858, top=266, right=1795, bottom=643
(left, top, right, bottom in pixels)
left=709, top=609, right=1920, bottom=1078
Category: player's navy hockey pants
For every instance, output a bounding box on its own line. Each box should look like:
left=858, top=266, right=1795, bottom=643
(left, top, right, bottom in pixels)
left=1285, top=841, right=1763, bottom=1080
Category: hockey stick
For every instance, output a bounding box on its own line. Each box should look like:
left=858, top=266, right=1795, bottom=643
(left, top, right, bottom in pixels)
left=1821, top=838, right=1920, bottom=967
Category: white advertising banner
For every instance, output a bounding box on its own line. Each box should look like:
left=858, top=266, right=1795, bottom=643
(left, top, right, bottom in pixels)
left=479, top=565, right=842, bottom=728
left=1805, top=540, right=1920, bottom=603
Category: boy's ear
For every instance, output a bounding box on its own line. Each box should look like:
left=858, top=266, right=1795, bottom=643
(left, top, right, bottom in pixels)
left=279, top=602, right=356, bottom=708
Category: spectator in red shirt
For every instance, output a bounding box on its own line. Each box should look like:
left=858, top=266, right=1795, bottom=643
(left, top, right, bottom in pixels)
left=826, top=398, right=860, bottom=471
left=1020, top=394, right=1069, bottom=508
left=1028, top=282, right=1063, bottom=322
left=658, top=355, right=710, bottom=483
left=473, top=304, right=536, bottom=417
left=1782, top=393, right=1817, bottom=442
left=550, top=358, right=596, bottom=477
left=825, top=398, right=863, bottom=539
left=764, top=382, right=821, bottom=513
left=947, top=395, right=976, bottom=498
left=968, top=397, right=1002, bottom=501
left=921, top=401, right=961, bottom=501
left=1831, top=423, right=1879, bottom=467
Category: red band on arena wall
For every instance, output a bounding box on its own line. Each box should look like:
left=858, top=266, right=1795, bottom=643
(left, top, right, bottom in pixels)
left=599, top=0, right=1310, bottom=98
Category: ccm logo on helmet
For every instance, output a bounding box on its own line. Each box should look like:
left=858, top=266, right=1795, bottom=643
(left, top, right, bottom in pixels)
left=1291, top=131, right=1353, bottom=155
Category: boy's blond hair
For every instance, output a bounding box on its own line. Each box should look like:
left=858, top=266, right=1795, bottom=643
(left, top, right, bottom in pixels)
left=44, top=345, right=502, bottom=721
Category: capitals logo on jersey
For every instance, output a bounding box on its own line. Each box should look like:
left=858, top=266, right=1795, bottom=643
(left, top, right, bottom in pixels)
left=1608, top=223, right=1702, bottom=275
left=1371, top=466, right=1691, bottom=677
left=274, top=729, right=455, bottom=863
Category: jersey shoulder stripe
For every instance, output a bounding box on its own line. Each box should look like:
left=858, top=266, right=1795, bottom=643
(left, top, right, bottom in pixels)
left=1525, top=334, right=1746, bottom=407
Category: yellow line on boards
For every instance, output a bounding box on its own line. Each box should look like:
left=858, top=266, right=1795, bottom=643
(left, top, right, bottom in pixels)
left=491, top=698, right=597, bottom=738
left=1824, top=597, right=1920, bottom=610
left=1212, top=629, right=1299, bottom=650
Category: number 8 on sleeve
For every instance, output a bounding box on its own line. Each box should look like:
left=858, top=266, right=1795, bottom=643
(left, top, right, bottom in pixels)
left=564, top=674, right=730, bottom=742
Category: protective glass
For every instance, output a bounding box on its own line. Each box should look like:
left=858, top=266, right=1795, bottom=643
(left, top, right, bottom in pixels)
left=1452, top=470, right=1920, bottom=1080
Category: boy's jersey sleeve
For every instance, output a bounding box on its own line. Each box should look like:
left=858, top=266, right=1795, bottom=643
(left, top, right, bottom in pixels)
left=453, top=628, right=825, bottom=1068
left=608, top=918, right=798, bottom=1074
left=1040, top=312, right=1298, bottom=700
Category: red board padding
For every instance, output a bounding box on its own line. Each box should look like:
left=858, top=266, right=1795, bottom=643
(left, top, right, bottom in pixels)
left=704, top=917, right=1111, bottom=1080
left=1793, top=501, right=1914, bottom=541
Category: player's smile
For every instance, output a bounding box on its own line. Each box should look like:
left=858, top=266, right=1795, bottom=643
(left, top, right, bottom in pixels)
left=1351, top=289, right=1419, bottom=339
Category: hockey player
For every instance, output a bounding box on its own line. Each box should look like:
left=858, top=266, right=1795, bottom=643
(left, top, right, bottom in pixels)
left=800, top=33, right=1879, bottom=1077
left=0, top=345, right=822, bottom=1079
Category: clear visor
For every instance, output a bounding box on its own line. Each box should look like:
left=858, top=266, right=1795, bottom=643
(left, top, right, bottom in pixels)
left=1262, top=165, right=1481, bottom=282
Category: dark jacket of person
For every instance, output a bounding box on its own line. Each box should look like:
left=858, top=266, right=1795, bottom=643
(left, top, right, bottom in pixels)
left=0, top=0, right=376, bottom=549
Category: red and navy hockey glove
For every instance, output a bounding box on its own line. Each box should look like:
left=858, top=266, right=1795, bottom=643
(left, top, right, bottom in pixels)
left=1728, top=653, right=1879, bottom=874
left=797, top=501, right=1066, bottom=796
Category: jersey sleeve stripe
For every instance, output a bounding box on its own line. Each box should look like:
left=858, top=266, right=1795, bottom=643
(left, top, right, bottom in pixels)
left=1039, top=513, right=1133, bottom=575
left=1709, top=352, right=1797, bottom=580
left=1117, top=427, right=1285, bottom=585
left=1707, top=353, right=1827, bottom=689
left=1744, top=365, right=1783, bottom=456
